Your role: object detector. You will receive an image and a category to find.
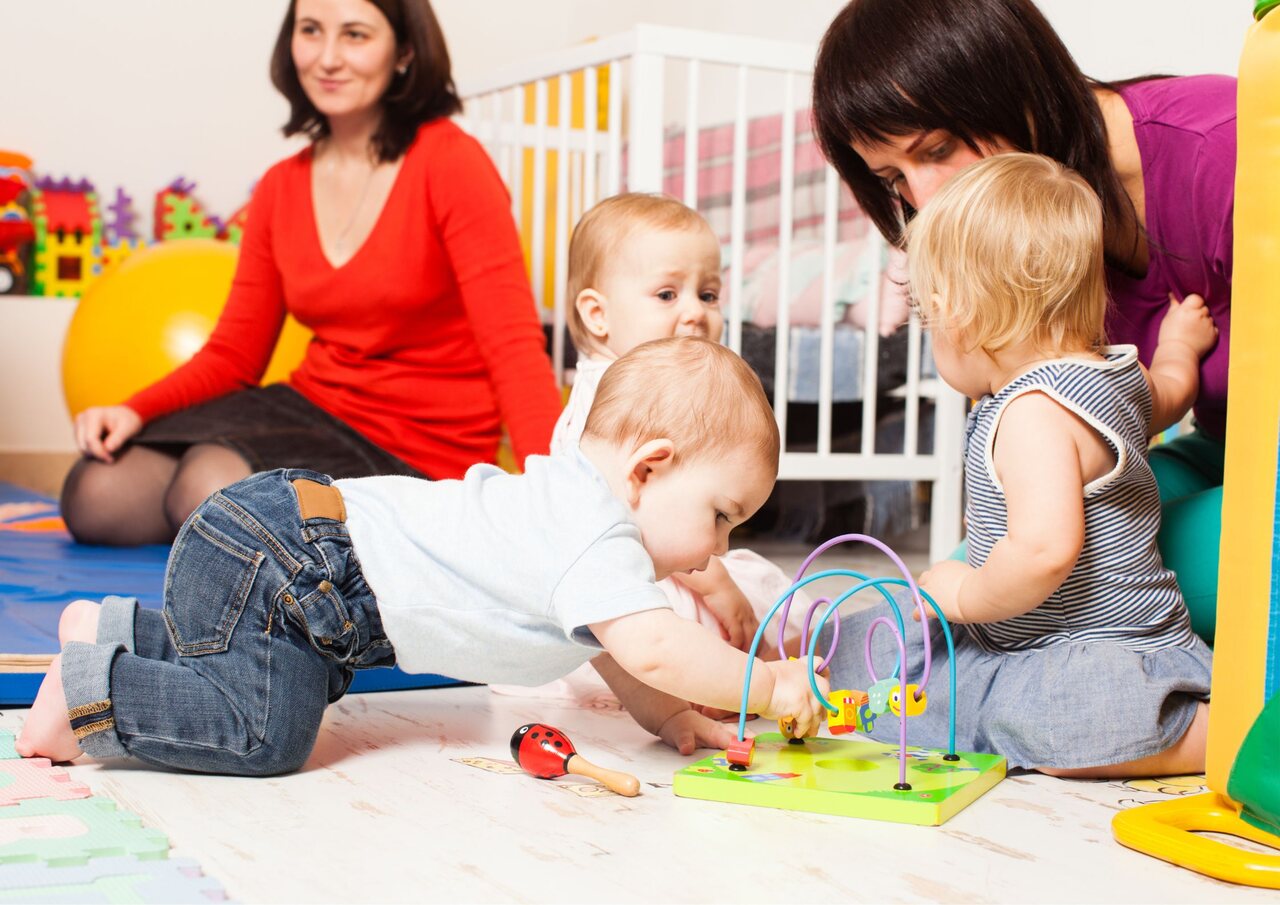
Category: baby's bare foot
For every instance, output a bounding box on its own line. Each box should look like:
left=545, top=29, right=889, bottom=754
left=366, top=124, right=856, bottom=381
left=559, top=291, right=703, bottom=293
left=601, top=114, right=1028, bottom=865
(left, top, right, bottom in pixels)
left=58, top=600, right=101, bottom=645
left=15, top=656, right=83, bottom=762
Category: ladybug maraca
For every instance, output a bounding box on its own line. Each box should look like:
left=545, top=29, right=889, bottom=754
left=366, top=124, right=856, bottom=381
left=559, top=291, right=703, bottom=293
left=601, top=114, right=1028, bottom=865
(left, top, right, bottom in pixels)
left=510, top=723, right=641, bottom=797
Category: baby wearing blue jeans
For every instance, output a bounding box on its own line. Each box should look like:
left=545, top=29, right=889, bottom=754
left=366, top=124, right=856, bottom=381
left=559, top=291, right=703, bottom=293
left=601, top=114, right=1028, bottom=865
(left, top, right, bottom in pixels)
left=18, top=337, right=829, bottom=774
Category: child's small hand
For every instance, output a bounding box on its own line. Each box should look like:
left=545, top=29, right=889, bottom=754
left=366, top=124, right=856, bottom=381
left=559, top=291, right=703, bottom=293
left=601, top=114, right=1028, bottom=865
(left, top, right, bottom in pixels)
left=763, top=658, right=828, bottom=738
left=1158, top=293, right=1218, bottom=359
left=700, top=581, right=759, bottom=652
left=657, top=708, right=744, bottom=755
left=915, top=559, right=975, bottom=623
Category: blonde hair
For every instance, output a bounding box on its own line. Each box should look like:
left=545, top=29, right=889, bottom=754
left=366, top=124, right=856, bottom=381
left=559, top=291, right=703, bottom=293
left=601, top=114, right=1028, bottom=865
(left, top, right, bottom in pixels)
left=566, top=193, right=715, bottom=354
left=583, top=336, right=780, bottom=470
left=905, top=152, right=1108, bottom=355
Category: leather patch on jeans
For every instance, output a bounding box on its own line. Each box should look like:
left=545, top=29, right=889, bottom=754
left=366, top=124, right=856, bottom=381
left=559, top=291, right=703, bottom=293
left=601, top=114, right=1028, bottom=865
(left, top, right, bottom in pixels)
left=291, top=479, right=346, bottom=523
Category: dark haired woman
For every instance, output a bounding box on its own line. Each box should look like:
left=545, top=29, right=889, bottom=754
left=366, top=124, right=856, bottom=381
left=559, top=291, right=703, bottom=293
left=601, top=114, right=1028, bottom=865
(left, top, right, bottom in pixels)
left=62, top=0, right=561, bottom=545
left=813, top=0, right=1233, bottom=644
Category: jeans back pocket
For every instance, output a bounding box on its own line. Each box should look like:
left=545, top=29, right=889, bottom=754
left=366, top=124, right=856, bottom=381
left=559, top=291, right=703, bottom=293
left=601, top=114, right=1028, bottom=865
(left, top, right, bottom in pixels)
left=165, top=513, right=265, bottom=656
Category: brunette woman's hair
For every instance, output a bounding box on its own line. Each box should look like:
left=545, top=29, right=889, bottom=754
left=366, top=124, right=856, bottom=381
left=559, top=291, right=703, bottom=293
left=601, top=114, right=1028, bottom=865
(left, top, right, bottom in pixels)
left=271, top=0, right=462, bottom=162
left=812, top=0, right=1140, bottom=267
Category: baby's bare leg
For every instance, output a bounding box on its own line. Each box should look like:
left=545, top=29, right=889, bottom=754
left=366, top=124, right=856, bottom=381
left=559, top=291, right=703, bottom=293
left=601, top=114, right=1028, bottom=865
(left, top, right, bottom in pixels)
left=58, top=600, right=101, bottom=645
left=1037, top=702, right=1209, bottom=779
left=15, top=656, right=83, bottom=762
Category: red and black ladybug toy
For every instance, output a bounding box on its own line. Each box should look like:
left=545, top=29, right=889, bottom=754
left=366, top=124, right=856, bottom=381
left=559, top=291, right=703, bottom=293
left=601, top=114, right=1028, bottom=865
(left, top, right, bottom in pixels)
left=510, top=723, right=640, bottom=796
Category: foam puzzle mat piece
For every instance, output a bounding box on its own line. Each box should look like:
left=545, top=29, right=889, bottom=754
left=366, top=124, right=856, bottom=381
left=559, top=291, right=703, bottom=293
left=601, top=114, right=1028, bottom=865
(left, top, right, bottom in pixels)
left=0, top=796, right=169, bottom=866
left=0, top=854, right=232, bottom=903
left=0, top=731, right=17, bottom=760
left=0, top=758, right=92, bottom=806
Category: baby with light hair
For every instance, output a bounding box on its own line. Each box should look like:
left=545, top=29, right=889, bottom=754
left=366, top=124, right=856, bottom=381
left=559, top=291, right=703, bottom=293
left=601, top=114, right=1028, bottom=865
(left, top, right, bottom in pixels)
left=19, top=336, right=827, bottom=773
left=822, top=153, right=1216, bottom=777
left=493, top=193, right=815, bottom=713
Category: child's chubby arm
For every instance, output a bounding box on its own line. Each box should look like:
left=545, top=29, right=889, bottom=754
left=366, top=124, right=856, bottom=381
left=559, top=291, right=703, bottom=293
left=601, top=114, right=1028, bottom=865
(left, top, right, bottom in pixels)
left=922, top=392, right=1086, bottom=624
left=1146, top=292, right=1218, bottom=435
left=589, top=608, right=828, bottom=737
left=591, top=654, right=739, bottom=754
left=671, top=556, right=759, bottom=652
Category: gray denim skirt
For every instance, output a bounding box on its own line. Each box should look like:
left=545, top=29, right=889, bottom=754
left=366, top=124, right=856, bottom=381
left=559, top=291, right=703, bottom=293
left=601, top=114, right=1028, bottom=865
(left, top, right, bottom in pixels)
left=133, top=384, right=426, bottom=480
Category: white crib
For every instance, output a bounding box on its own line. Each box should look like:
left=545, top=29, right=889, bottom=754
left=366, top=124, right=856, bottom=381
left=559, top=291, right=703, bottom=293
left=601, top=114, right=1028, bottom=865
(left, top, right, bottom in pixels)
left=457, top=24, right=965, bottom=562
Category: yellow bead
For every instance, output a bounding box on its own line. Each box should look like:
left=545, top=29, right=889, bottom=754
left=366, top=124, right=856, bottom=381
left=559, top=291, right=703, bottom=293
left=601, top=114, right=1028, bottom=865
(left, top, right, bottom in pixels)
left=888, top=684, right=927, bottom=717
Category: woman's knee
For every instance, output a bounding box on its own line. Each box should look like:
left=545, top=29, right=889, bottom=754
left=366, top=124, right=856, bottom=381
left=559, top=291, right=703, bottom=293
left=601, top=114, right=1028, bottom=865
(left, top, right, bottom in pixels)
left=163, top=444, right=251, bottom=531
left=60, top=458, right=122, bottom=543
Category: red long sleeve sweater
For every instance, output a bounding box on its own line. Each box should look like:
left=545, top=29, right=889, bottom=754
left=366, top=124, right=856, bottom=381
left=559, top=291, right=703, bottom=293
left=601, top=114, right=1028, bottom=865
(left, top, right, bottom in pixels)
left=127, top=119, right=562, bottom=479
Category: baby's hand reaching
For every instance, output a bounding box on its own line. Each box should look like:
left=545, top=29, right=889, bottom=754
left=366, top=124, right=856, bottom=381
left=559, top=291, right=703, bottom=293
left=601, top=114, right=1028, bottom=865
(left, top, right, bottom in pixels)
left=657, top=709, right=743, bottom=756
left=762, top=658, right=828, bottom=738
left=1158, top=293, right=1218, bottom=359
left=700, top=579, right=759, bottom=652
left=916, top=559, right=975, bottom=623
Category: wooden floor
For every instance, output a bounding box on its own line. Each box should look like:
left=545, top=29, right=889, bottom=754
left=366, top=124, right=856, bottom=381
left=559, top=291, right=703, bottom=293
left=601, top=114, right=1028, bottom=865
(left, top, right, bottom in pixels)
left=1, top=682, right=1274, bottom=904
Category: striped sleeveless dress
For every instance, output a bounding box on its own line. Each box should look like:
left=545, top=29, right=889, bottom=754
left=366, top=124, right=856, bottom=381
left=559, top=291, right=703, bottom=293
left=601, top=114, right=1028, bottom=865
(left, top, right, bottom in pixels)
left=822, top=345, right=1212, bottom=769
left=964, top=346, right=1196, bottom=653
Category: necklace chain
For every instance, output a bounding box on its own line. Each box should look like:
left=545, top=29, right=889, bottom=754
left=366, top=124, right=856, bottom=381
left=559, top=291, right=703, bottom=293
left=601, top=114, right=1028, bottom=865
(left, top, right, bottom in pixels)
left=330, top=157, right=378, bottom=258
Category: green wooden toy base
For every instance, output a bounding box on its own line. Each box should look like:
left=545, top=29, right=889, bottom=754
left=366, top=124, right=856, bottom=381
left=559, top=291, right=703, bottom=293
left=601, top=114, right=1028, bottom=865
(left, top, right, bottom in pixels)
left=674, top=733, right=1006, bottom=826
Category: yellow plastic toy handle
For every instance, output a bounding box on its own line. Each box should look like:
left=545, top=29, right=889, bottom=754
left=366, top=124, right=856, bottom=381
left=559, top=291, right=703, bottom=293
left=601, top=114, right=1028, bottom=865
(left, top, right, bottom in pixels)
left=1112, top=793, right=1280, bottom=889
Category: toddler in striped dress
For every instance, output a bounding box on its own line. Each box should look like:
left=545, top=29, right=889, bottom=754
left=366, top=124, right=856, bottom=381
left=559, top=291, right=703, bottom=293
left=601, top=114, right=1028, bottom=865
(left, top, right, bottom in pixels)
left=823, top=153, right=1215, bottom=776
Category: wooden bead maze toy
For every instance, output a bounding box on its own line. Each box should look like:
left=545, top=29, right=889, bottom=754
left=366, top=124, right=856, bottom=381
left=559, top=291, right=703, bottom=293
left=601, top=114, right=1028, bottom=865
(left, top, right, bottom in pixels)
left=674, top=534, right=1005, bottom=826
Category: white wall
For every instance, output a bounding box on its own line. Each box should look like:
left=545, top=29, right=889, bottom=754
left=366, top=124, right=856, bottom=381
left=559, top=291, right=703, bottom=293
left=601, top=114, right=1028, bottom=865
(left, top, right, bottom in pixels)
left=0, top=0, right=1254, bottom=452
left=4, top=0, right=1250, bottom=229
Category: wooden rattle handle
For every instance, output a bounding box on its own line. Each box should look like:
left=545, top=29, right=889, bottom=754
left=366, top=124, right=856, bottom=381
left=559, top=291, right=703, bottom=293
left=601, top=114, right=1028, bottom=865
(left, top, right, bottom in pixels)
left=565, top=753, right=641, bottom=797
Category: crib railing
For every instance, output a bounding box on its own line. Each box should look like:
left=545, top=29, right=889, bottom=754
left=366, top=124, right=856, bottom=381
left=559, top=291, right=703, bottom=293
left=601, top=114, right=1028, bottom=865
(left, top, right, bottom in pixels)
left=458, top=25, right=965, bottom=562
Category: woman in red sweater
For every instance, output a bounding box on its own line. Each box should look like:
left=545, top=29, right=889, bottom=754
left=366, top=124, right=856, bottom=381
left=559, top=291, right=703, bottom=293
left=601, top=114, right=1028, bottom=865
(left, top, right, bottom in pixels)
left=61, top=0, right=562, bottom=545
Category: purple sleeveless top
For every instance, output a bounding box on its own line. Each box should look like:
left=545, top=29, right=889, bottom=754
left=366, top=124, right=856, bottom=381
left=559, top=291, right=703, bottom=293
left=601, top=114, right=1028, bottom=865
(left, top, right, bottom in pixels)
left=1107, top=76, right=1236, bottom=440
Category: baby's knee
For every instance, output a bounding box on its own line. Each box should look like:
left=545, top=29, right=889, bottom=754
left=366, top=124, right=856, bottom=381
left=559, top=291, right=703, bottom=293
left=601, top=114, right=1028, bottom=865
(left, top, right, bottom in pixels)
left=58, top=600, right=102, bottom=645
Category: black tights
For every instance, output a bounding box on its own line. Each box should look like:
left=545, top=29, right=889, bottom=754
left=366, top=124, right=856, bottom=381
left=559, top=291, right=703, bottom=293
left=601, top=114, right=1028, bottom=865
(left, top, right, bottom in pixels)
left=60, top=443, right=253, bottom=546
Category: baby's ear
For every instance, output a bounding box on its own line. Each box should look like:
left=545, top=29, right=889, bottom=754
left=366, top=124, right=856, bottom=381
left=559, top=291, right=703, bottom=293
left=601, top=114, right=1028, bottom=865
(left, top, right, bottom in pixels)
left=576, top=289, right=610, bottom=341
left=624, top=439, right=676, bottom=506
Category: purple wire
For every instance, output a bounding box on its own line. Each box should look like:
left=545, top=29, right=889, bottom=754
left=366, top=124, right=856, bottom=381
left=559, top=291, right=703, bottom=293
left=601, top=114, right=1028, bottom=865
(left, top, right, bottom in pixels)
left=777, top=533, right=932, bottom=695
left=867, top=615, right=910, bottom=788
left=798, top=597, right=839, bottom=672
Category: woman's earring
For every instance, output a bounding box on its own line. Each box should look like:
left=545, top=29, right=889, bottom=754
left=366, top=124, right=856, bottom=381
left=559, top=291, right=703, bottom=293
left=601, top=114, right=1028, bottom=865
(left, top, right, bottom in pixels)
left=396, top=64, right=409, bottom=76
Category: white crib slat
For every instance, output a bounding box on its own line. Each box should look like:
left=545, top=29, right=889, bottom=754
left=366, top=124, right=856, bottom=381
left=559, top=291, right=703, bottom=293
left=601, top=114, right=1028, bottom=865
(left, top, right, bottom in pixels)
left=861, top=226, right=881, bottom=456
left=818, top=166, right=838, bottom=456
left=628, top=53, right=665, bottom=191
left=553, top=73, right=571, bottom=384
left=930, top=383, right=968, bottom=561
left=774, top=73, right=796, bottom=455
left=584, top=65, right=598, bottom=210
left=727, top=65, right=748, bottom=353
left=904, top=302, right=922, bottom=456
left=683, top=59, right=700, bottom=208
left=511, top=85, right=525, bottom=233
left=607, top=60, right=622, bottom=195
left=532, top=80, right=548, bottom=311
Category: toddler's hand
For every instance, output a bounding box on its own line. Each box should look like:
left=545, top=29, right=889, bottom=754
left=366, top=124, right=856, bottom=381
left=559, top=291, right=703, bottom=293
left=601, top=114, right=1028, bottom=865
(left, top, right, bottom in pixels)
left=699, top=578, right=759, bottom=652
left=657, top=709, right=743, bottom=755
left=763, top=658, right=828, bottom=738
left=1158, top=293, right=1218, bottom=359
left=916, top=560, right=974, bottom=623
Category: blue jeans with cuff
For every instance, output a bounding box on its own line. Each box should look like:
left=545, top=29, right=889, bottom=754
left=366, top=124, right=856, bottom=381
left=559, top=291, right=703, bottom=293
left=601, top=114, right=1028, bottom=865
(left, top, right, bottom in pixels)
left=60, top=468, right=396, bottom=776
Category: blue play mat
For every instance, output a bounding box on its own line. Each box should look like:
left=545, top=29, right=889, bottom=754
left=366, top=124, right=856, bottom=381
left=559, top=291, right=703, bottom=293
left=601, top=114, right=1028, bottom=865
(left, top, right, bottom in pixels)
left=0, top=482, right=459, bottom=706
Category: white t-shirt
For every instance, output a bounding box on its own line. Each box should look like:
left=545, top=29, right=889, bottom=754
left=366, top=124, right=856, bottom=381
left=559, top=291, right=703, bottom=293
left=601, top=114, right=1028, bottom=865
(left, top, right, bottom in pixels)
left=549, top=356, right=611, bottom=456
left=336, top=449, right=670, bottom=685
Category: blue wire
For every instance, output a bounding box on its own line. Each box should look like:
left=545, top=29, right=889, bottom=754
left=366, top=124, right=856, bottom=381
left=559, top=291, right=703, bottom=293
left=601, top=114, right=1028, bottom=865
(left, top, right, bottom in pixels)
left=737, top=569, right=889, bottom=741
left=805, top=579, right=958, bottom=755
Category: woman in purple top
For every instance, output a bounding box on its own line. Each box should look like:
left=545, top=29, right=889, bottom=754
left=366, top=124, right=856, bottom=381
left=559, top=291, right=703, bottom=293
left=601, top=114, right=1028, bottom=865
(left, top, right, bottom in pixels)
left=812, top=0, right=1232, bottom=644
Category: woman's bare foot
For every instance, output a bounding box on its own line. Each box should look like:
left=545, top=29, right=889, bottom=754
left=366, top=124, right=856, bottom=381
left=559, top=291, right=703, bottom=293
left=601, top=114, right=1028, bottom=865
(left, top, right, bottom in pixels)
left=15, top=656, right=83, bottom=762
left=58, top=600, right=101, bottom=645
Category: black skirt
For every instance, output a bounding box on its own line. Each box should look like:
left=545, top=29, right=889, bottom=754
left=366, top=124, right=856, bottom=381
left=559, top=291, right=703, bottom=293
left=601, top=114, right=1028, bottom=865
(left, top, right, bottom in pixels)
left=132, top=384, right=426, bottom=480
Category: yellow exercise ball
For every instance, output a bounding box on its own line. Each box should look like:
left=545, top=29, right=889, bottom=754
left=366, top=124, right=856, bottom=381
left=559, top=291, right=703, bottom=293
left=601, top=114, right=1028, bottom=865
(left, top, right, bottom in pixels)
left=62, top=239, right=312, bottom=417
